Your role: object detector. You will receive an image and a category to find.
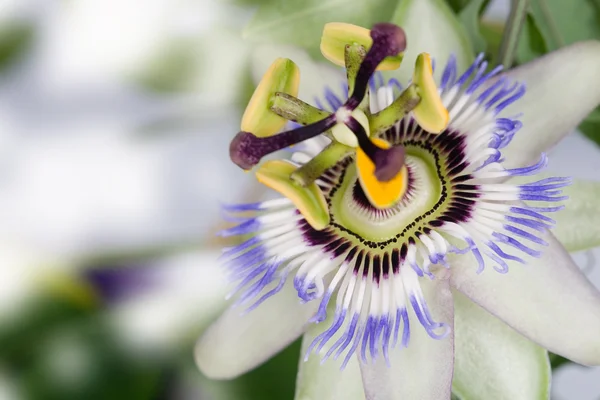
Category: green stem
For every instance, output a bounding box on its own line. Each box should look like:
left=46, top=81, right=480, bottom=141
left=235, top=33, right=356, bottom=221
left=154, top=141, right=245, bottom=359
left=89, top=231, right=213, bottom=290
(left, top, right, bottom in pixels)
left=291, top=142, right=352, bottom=186
left=498, top=0, right=529, bottom=67
left=369, top=84, right=420, bottom=134
left=270, top=92, right=330, bottom=125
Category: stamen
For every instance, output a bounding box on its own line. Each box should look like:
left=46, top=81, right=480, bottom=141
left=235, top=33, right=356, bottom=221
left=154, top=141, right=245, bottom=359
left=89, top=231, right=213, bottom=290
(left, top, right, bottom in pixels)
left=255, top=160, right=330, bottom=230
left=320, top=22, right=404, bottom=71
left=241, top=58, right=301, bottom=137
left=412, top=53, right=449, bottom=133
left=270, top=92, right=330, bottom=126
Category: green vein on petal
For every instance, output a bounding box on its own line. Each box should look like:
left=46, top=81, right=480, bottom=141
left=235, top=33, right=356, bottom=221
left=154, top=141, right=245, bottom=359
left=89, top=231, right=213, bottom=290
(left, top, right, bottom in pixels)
left=294, top=311, right=365, bottom=400
left=553, top=179, right=600, bottom=253
left=452, top=291, right=551, bottom=400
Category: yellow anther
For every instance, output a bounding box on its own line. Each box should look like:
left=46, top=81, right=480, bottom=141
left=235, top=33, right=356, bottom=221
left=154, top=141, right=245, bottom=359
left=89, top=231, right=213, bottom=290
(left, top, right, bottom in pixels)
left=241, top=58, right=300, bottom=137
left=320, top=22, right=403, bottom=71
left=356, top=138, right=408, bottom=209
left=331, top=108, right=370, bottom=147
left=412, top=53, right=449, bottom=134
left=256, top=160, right=330, bottom=230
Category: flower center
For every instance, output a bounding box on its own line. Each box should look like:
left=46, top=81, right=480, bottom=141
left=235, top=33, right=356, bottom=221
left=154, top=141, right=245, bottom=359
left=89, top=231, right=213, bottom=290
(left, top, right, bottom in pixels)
left=310, top=120, right=460, bottom=250
left=218, top=36, right=571, bottom=368
left=332, top=149, right=442, bottom=242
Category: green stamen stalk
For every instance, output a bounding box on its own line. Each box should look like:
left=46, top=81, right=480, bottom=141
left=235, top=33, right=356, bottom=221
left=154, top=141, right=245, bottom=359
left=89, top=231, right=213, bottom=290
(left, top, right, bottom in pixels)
left=291, top=142, right=353, bottom=187
left=270, top=92, right=330, bottom=125
left=369, top=84, right=421, bottom=133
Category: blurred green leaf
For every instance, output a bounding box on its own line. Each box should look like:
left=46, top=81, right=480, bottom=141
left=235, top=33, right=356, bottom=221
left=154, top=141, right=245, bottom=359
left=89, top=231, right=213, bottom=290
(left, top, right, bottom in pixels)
left=238, top=338, right=300, bottom=400
left=198, top=339, right=301, bottom=400
left=0, top=23, right=34, bottom=72
left=243, top=0, right=398, bottom=57
left=457, top=0, right=488, bottom=54
left=445, top=0, right=471, bottom=12
left=497, top=0, right=530, bottom=67
left=391, top=0, right=475, bottom=82
left=515, top=13, right=548, bottom=64
left=527, top=0, right=600, bottom=51
left=137, top=39, right=201, bottom=93
left=0, top=295, right=98, bottom=363
left=520, top=1, right=600, bottom=143
left=578, top=106, right=600, bottom=146
left=79, top=240, right=206, bottom=268
left=17, top=321, right=167, bottom=400
left=228, top=0, right=277, bottom=5
left=549, top=352, right=573, bottom=370
left=480, top=21, right=504, bottom=61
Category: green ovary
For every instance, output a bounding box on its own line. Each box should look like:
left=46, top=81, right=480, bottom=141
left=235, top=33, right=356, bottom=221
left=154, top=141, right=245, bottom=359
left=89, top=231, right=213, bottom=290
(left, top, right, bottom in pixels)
left=330, top=147, right=443, bottom=243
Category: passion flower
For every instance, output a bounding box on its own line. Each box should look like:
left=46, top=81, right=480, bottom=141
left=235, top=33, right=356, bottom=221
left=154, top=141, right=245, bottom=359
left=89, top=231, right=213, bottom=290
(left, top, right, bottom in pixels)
left=196, top=21, right=600, bottom=400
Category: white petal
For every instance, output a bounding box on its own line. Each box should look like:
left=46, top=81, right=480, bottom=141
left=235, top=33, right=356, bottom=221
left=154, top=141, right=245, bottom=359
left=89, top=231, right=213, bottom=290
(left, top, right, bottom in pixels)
left=553, top=180, right=600, bottom=252
left=451, top=230, right=600, bottom=366
left=499, top=41, right=600, bottom=169
left=453, top=290, right=551, bottom=400
left=391, top=0, right=474, bottom=83
left=295, top=316, right=365, bottom=400
left=359, top=276, right=454, bottom=400
left=195, top=281, right=319, bottom=379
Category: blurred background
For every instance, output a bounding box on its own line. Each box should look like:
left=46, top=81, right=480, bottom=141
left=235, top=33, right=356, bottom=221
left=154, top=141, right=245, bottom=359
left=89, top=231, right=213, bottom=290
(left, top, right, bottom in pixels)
left=0, top=0, right=598, bottom=399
